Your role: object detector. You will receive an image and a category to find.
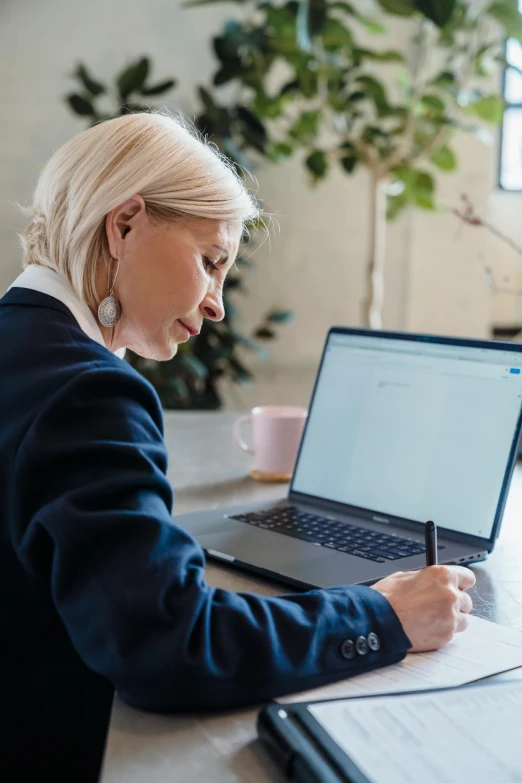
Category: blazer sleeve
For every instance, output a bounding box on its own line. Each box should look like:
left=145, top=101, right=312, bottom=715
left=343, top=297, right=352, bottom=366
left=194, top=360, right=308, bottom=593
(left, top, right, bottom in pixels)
left=11, top=363, right=411, bottom=712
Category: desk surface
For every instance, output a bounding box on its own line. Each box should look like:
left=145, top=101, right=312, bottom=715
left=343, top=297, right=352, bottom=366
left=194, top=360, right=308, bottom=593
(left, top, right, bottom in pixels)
left=100, top=412, right=522, bottom=783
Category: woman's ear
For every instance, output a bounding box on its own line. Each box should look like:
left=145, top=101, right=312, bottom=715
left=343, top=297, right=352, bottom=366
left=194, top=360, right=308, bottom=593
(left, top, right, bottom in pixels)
left=105, top=195, right=146, bottom=258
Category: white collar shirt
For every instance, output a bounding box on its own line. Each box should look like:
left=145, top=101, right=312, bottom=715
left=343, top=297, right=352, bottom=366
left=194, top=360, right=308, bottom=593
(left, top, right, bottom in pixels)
left=8, top=265, right=126, bottom=359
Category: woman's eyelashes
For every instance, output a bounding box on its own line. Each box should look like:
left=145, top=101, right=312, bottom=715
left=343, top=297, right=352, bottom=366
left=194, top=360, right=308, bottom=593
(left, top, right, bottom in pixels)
left=203, top=256, right=219, bottom=273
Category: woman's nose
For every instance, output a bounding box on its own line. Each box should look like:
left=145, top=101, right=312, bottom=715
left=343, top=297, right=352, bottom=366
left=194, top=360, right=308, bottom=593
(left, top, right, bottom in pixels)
left=200, top=291, right=225, bottom=322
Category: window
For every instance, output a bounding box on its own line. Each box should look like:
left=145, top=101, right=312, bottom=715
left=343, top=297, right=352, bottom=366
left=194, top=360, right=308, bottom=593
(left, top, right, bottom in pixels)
left=500, top=7, right=522, bottom=189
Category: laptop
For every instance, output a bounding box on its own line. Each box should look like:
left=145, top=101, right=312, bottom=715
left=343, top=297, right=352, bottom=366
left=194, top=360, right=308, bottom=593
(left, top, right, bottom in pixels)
left=178, top=328, right=522, bottom=588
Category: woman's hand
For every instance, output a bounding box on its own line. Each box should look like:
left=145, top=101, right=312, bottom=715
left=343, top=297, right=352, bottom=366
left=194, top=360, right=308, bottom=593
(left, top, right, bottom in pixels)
left=372, top=565, right=476, bottom=652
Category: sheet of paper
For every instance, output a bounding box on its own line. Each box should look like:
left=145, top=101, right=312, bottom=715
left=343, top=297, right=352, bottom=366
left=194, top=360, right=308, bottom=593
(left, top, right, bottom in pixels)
left=308, top=680, right=522, bottom=783
left=281, top=616, right=522, bottom=703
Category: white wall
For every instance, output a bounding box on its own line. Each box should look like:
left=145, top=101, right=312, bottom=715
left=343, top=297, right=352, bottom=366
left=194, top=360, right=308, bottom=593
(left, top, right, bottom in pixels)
left=0, top=0, right=497, bottom=374
left=490, top=190, right=522, bottom=328
left=406, top=132, right=495, bottom=338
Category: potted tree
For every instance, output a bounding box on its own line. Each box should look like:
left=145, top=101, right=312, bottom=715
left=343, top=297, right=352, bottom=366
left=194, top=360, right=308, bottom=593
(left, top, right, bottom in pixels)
left=185, top=0, right=522, bottom=327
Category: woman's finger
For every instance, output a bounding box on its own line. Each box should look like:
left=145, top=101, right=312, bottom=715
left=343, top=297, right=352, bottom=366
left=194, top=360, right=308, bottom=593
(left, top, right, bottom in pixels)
left=455, top=612, right=470, bottom=633
left=458, top=590, right=473, bottom=614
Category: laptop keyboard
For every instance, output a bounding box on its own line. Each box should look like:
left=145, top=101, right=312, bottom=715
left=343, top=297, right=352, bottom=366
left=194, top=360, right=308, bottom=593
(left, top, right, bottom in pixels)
left=229, top=505, right=445, bottom=563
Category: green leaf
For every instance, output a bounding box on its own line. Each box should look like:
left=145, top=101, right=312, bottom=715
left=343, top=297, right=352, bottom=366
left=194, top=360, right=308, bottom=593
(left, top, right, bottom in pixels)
left=262, top=4, right=297, bottom=35
left=117, top=58, right=150, bottom=96
left=488, top=1, right=522, bottom=44
left=363, top=125, right=392, bottom=143
left=213, top=65, right=243, bottom=86
left=296, top=64, right=319, bottom=98
left=199, top=86, right=218, bottom=115
left=267, top=33, right=301, bottom=55
left=432, top=70, right=456, bottom=89
left=370, top=50, right=405, bottom=62
left=167, top=377, right=189, bottom=401
left=340, top=154, right=358, bottom=174
left=252, top=92, right=286, bottom=119
left=74, top=64, right=105, bottom=97
left=355, top=75, right=390, bottom=116
left=391, top=166, right=436, bottom=211
left=466, top=95, right=504, bottom=124
left=473, top=43, right=496, bottom=77
left=430, top=144, right=457, bottom=170
left=321, top=18, right=353, bottom=49
left=228, top=356, right=253, bottom=383
left=289, top=110, right=320, bottom=142
left=66, top=93, right=95, bottom=116
left=254, top=327, right=276, bottom=339
left=305, top=149, right=328, bottom=181
left=387, top=191, right=409, bottom=220
left=414, top=0, right=456, bottom=28
left=360, top=19, right=386, bottom=34
left=180, top=354, right=208, bottom=380
left=376, top=0, right=416, bottom=16
left=237, top=106, right=266, bottom=136
left=237, top=106, right=267, bottom=153
left=421, top=94, right=446, bottom=114
left=297, top=0, right=327, bottom=51
left=411, top=171, right=436, bottom=209
left=140, top=79, right=177, bottom=96
left=213, top=33, right=241, bottom=63
left=339, top=142, right=359, bottom=176
left=268, top=141, right=294, bottom=162
left=279, top=79, right=300, bottom=96
left=267, top=310, right=294, bottom=323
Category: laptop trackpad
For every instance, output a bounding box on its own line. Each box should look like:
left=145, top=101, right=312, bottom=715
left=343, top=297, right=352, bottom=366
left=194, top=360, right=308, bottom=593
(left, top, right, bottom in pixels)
left=199, top=523, right=327, bottom=569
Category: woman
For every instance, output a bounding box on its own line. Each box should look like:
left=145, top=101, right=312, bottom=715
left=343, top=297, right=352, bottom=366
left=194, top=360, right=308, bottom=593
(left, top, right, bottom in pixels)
left=0, top=112, right=474, bottom=780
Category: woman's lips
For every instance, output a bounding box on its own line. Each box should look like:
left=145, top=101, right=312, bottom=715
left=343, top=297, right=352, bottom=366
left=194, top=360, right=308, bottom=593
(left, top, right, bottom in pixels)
left=178, top=320, right=199, bottom=337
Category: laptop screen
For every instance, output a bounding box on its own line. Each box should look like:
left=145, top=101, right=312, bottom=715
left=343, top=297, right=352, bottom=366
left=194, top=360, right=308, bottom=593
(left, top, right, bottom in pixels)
left=291, top=332, right=522, bottom=540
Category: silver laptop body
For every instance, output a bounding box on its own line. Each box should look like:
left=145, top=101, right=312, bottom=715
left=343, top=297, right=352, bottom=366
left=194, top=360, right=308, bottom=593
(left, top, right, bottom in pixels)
left=177, top=328, right=522, bottom=588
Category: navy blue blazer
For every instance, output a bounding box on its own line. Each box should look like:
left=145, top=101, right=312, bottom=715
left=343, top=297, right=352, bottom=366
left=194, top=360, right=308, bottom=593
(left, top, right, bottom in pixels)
left=0, top=287, right=410, bottom=780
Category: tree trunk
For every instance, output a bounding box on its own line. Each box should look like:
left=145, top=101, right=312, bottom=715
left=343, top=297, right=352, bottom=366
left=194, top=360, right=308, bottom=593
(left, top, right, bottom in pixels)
left=363, top=172, right=387, bottom=329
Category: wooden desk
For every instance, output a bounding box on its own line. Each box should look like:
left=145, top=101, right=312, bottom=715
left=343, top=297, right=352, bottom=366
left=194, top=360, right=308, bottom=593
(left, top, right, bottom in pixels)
left=100, top=412, right=522, bottom=783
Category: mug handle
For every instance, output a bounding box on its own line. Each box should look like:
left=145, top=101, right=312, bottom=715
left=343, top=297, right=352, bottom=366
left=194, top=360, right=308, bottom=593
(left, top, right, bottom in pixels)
left=233, top=415, right=254, bottom=454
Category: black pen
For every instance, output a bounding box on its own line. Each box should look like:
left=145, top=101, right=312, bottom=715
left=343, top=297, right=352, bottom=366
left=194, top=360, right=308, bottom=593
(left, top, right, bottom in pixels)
left=425, top=520, right=438, bottom=566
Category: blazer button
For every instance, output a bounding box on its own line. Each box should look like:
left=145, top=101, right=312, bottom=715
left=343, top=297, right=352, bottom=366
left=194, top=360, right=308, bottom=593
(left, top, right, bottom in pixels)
left=367, top=632, right=381, bottom=651
left=355, top=636, right=369, bottom=656
left=340, top=639, right=356, bottom=660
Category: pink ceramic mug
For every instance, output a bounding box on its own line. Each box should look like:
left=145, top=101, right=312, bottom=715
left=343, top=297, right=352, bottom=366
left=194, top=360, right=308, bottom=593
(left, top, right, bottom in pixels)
left=233, top=405, right=308, bottom=479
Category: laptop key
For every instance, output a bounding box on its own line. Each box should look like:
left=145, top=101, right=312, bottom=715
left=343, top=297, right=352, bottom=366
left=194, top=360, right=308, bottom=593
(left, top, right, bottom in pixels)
left=284, top=530, right=318, bottom=543
left=232, top=507, right=437, bottom=562
left=369, top=549, right=401, bottom=560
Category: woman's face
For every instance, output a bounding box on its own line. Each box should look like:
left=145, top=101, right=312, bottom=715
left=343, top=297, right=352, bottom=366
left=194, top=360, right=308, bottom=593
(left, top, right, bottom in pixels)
left=100, top=196, right=241, bottom=360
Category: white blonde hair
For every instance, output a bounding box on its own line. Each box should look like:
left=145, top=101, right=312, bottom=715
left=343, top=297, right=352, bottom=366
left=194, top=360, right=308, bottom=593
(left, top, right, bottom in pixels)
left=20, top=111, right=259, bottom=309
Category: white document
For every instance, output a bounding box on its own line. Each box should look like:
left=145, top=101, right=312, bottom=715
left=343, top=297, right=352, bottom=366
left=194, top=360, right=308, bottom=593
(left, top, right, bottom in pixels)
left=282, top=616, right=522, bottom=703
left=308, top=680, right=522, bottom=783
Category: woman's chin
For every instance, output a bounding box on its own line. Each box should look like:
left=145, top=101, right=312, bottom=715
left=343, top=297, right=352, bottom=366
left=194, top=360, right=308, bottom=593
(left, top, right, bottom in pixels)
left=154, top=343, right=179, bottom=362
left=128, top=339, right=178, bottom=362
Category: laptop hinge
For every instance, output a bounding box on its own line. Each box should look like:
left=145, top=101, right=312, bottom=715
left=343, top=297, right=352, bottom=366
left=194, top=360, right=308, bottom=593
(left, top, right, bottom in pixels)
left=288, top=491, right=493, bottom=551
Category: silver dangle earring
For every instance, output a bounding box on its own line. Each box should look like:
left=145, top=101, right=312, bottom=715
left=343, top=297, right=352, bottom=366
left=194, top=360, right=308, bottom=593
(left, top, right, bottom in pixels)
left=98, top=257, right=122, bottom=327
